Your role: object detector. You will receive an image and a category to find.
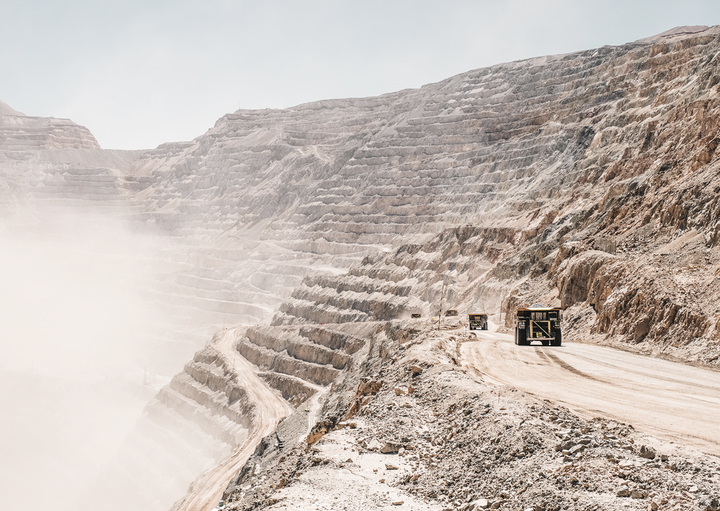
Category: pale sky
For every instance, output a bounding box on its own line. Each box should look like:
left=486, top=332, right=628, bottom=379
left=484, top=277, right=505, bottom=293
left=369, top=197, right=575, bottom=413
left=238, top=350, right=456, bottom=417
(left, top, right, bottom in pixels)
left=1, top=0, right=719, bottom=150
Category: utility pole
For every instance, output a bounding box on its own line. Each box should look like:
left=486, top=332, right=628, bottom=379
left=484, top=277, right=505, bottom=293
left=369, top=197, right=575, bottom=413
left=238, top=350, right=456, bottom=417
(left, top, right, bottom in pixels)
left=438, top=282, right=445, bottom=331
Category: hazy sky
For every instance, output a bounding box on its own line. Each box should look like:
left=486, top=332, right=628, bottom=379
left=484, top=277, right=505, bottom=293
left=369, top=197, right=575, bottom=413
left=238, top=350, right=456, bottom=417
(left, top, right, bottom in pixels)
left=1, top=0, right=719, bottom=150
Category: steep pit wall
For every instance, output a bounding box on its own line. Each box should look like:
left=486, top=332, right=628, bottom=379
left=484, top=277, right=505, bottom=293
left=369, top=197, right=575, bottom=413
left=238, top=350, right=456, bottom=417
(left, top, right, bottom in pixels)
left=163, top=321, right=383, bottom=511
left=80, top=340, right=259, bottom=511
left=94, top=28, right=720, bottom=336
left=273, top=226, right=523, bottom=326
left=9, top=28, right=720, bottom=371
left=10, top=26, right=720, bottom=511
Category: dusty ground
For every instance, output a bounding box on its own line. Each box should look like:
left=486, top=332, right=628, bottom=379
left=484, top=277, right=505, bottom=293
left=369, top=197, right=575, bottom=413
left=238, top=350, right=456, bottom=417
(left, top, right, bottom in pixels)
left=463, top=328, right=720, bottom=456
left=219, top=322, right=720, bottom=511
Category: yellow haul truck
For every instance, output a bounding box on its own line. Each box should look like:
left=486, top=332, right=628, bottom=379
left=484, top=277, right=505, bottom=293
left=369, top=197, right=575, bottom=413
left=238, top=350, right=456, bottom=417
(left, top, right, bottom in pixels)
left=468, top=313, right=488, bottom=330
left=514, top=304, right=562, bottom=346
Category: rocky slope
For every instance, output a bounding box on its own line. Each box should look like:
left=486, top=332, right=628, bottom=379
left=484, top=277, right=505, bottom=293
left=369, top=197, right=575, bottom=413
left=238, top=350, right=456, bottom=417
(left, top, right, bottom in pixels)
left=220, top=321, right=720, bottom=511
left=109, top=24, right=720, bottom=368
left=10, top=26, right=720, bottom=362
left=255, top=24, right=720, bottom=369
left=6, top=25, right=720, bottom=511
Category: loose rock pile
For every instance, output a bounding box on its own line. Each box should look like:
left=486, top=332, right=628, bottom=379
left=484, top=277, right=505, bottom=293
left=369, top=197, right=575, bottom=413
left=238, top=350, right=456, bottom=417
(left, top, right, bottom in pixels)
left=220, top=326, right=720, bottom=510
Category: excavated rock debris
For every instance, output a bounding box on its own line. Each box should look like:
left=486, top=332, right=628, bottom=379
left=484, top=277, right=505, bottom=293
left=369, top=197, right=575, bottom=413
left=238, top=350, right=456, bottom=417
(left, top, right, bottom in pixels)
left=220, top=325, right=720, bottom=511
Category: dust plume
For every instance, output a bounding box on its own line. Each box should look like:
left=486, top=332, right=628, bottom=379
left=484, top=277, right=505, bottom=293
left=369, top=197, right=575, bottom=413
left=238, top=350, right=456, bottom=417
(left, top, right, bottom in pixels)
left=0, top=210, right=194, bottom=510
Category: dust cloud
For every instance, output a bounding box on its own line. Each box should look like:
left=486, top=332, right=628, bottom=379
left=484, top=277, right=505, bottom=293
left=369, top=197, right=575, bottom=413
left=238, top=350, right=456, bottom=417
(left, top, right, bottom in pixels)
left=0, top=211, right=197, bottom=510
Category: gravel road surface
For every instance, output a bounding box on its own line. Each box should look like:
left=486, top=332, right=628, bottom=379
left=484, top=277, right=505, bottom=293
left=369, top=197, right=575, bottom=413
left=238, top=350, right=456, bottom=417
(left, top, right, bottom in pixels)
left=462, top=330, right=720, bottom=456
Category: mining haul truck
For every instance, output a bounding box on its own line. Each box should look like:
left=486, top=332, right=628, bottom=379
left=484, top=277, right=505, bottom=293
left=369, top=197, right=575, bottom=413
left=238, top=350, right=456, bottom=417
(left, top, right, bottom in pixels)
left=514, top=304, right=562, bottom=346
left=468, top=313, right=488, bottom=330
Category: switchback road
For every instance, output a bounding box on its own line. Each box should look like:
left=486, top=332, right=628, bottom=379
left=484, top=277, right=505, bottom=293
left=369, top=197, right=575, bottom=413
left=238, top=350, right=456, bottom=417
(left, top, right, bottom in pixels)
left=461, top=330, right=720, bottom=456
left=173, top=327, right=294, bottom=511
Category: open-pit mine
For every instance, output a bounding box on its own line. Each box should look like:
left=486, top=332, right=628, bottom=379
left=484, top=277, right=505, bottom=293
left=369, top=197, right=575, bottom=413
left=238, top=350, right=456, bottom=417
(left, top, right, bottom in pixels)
left=2, top=25, right=720, bottom=511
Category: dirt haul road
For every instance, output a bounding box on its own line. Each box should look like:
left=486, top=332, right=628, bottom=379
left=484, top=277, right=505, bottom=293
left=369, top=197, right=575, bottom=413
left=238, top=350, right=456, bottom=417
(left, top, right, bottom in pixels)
left=461, top=330, right=720, bottom=457
left=173, top=326, right=294, bottom=511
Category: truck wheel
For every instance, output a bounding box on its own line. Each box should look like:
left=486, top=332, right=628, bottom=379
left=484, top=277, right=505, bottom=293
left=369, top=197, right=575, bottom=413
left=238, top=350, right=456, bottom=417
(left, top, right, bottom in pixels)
left=516, top=326, right=527, bottom=346
left=541, top=339, right=550, bottom=346
left=552, top=330, right=562, bottom=346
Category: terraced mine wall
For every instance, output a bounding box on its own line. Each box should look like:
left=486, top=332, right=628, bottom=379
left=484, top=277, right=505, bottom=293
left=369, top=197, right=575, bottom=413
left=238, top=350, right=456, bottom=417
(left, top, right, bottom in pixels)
left=6, top=25, right=720, bottom=511
left=80, top=342, right=254, bottom=511
left=82, top=322, right=380, bottom=511
left=8, top=27, right=720, bottom=359
left=115, top=25, right=720, bottom=367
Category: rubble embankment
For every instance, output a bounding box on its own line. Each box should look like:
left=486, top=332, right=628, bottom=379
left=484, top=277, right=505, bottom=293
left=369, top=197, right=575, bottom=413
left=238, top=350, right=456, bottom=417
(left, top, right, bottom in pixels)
left=220, top=323, right=720, bottom=511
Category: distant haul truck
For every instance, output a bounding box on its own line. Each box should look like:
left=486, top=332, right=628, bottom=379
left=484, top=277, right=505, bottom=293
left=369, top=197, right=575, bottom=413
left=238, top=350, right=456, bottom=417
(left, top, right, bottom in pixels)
left=515, top=304, right=562, bottom=346
left=468, top=313, right=488, bottom=330
left=445, top=309, right=458, bottom=317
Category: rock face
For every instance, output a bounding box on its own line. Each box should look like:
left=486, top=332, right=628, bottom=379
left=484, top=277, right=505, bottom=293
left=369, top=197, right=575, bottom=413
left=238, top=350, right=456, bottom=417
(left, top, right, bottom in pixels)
left=0, top=107, right=100, bottom=150
left=7, top=25, right=720, bottom=511
left=247, top=25, right=720, bottom=367
left=9, top=27, right=720, bottom=358
left=121, top=25, right=720, bottom=366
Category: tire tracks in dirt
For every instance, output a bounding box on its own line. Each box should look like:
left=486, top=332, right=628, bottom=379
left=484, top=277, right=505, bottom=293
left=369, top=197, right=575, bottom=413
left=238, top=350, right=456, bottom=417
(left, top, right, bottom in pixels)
left=461, top=330, right=720, bottom=456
